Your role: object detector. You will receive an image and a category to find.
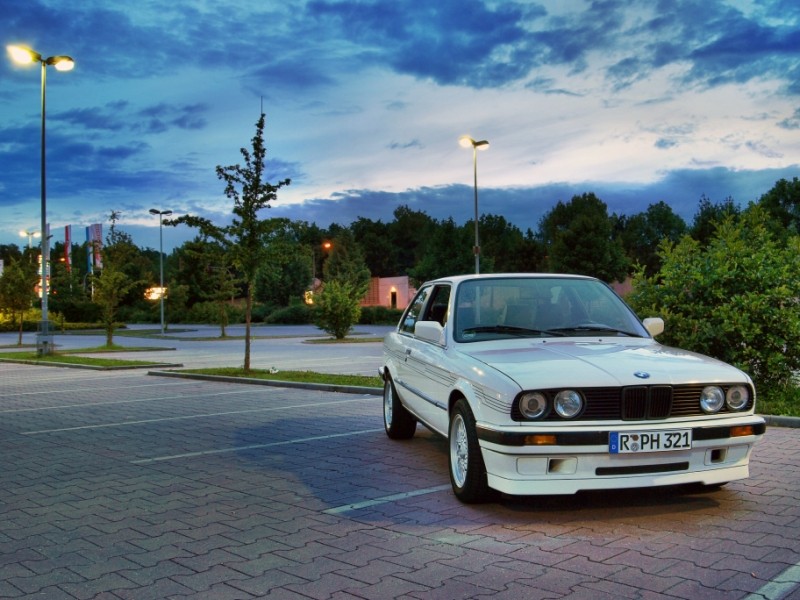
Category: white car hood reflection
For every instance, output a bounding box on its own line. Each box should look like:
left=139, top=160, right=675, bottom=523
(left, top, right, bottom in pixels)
left=459, top=340, right=747, bottom=389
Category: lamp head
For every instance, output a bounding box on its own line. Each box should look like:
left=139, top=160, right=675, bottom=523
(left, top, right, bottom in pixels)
left=48, top=56, right=75, bottom=71
left=459, top=135, right=489, bottom=150
left=7, top=45, right=41, bottom=65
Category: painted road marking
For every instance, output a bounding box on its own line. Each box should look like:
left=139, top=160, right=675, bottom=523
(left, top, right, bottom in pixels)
left=745, top=563, right=800, bottom=600
left=323, top=485, right=452, bottom=514
left=0, top=381, right=202, bottom=409
left=23, top=396, right=376, bottom=434
left=131, top=428, right=384, bottom=464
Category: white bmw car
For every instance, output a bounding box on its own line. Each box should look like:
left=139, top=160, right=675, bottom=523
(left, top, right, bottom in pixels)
left=381, top=274, right=765, bottom=503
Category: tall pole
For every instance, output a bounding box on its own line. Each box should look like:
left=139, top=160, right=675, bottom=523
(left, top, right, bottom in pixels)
left=8, top=46, right=75, bottom=354
left=150, top=208, right=172, bottom=335
left=459, top=136, right=489, bottom=274
left=158, top=215, right=165, bottom=335
left=472, top=144, right=479, bottom=275
left=40, top=59, right=49, bottom=338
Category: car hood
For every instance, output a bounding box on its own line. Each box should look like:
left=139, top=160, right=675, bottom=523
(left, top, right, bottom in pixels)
left=458, top=339, right=749, bottom=389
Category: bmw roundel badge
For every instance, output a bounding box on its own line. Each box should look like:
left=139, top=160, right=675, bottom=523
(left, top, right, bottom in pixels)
left=634, top=371, right=651, bottom=379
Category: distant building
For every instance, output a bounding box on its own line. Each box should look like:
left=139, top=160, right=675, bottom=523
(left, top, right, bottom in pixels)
left=306, top=275, right=415, bottom=309
left=361, top=276, right=415, bottom=310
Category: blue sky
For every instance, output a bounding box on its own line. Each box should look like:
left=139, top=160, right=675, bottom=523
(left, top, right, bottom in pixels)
left=2, top=0, right=799, bottom=253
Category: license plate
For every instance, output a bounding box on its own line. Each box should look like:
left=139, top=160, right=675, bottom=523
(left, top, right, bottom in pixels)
left=609, top=429, right=692, bottom=454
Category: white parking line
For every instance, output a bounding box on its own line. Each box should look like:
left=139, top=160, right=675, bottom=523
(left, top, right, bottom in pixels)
left=745, top=563, right=800, bottom=600
left=0, top=381, right=200, bottom=409
left=130, top=428, right=384, bottom=464
left=22, top=396, right=376, bottom=434
left=323, top=485, right=451, bottom=514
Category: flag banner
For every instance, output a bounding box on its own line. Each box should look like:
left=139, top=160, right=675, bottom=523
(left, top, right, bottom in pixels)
left=64, top=225, right=72, bottom=272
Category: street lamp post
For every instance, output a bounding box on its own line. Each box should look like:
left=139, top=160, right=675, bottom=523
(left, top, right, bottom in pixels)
left=19, top=229, right=40, bottom=249
left=8, top=45, right=74, bottom=355
left=459, top=135, right=489, bottom=274
left=149, top=208, right=173, bottom=335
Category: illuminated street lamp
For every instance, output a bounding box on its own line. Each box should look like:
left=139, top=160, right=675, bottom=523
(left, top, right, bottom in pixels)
left=149, top=208, right=173, bottom=335
left=459, top=135, right=489, bottom=274
left=19, top=229, right=41, bottom=248
left=7, top=44, right=74, bottom=355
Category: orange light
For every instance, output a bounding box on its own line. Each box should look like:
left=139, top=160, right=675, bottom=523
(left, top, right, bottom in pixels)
left=524, top=434, right=557, bottom=446
left=730, top=425, right=755, bottom=438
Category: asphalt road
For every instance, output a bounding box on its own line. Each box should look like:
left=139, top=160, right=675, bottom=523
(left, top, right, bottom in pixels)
left=0, top=325, right=798, bottom=599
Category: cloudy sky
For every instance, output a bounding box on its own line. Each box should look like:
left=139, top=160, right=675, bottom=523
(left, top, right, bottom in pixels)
left=2, top=0, right=798, bottom=253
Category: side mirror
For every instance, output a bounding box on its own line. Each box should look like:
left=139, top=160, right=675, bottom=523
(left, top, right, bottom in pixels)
left=643, top=317, right=664, bottom=337
left=415, top=320, right=445, bottom=344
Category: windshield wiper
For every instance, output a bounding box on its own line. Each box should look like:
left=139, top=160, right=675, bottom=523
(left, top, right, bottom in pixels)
left=547, top=324, right=639, bottom=337
left=462, top=325, right=565, bottom=337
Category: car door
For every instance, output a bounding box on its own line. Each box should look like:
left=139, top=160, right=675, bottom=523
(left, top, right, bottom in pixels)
left=401, top=284, right=453, bottom=435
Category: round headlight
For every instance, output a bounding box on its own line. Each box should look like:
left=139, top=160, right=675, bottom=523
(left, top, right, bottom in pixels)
left=554, top=390, right=583, bottom=419
left=726, top=385, right=750, bottom=411
left=700, top=386, right=725, bottom=413
left=518, top=392, right=548, bottom=419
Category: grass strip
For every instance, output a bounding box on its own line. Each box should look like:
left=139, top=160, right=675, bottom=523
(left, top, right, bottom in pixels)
left=180, top=367, right=382, bottom=388
left=0, top=351, right=163, bottom=368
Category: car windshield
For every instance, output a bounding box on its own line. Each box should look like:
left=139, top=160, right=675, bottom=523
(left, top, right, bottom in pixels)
left=453, top=277, right=648, bottom=342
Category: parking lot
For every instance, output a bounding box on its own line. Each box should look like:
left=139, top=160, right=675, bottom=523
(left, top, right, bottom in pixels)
left=1, top=333, right=799, bottom=599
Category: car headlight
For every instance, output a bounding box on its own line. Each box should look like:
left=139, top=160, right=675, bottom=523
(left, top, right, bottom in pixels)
left=518, top=392, right=549, bottom=419
left=700, top=386, right=725, bottom=413
left=726, top=385, right=750, bottom=411
left=554, top=390, right=583, bottom=419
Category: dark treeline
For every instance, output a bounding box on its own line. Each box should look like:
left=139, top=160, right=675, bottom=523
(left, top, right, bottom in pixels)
left=1, top=177, right=798, bottom=325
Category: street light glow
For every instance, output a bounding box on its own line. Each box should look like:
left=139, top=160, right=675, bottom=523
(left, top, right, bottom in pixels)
left=459, top=135, right=489, bottom=151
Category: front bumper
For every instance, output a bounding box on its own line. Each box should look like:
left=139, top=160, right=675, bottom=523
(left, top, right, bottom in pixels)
left=476, top=418, right=766, bottom=495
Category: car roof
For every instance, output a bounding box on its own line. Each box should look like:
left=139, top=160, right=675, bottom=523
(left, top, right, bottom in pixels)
left=422, top=273, right=598, bottom=286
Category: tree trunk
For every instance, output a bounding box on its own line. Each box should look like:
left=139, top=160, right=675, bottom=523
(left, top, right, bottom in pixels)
left=244, top=283, right=252, bottom=372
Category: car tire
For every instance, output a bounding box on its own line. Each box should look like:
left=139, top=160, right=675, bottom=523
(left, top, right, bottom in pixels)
left=449, top=398, right=492, bottom=503
left=383, top=376, right=416, bottom=440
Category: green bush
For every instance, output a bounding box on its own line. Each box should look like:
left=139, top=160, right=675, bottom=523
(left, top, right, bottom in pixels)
left=314, top=280, right=361, bottom=339
left=628, top=206, right=800, bottom=390
left=185, top=301, right=244, bottom=325
left=359, top=305, right=403, bottom=325
left=265, top=303, right=315, bottom=324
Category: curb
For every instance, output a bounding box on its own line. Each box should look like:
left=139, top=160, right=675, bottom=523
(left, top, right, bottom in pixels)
left=0, top=358, right=183, bottom=370
left=147, top=370, right=383, bottom=396
left=762, top=414, right=800, bottom=428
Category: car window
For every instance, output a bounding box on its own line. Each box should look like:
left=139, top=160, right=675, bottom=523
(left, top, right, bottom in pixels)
left=400, top=286, right=430, bottom=334
left=421, top=285, right=451, bottom=326
left=454, top=277, right=647, bottom=342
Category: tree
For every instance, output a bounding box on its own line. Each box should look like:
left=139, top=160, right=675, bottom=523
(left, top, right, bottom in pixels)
left=323, top=229, right=371, bottom=295
left=387, top=205, right=436, bottom=275
left=615, top=201, right=687, bottom=276
left=176, top=238, right=238, bottom=336
left=314, top=229, right=371, bottom=339
left=255, top=219, right=313, bottom=307
left=0, top=258, right=39, bottom=345
left=91, top=212, right=141, bottom=347
left=408, top=217, right=473, bottom=283
left=757, top=177, right=800, bottom=239
left=628, top=205, right=800, bottom=389
left=314, top=279, right=362, bottom=339
left=169, top=113, right=290, bottom=371
left=689, top=195, right=740, bottom=245
left=538, top=193, right=629, bottom=282
left=349, top=217, right=398, bottom=277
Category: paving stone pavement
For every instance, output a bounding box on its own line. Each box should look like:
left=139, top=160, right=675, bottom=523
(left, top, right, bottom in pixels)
left=0, top=362, right=798, bottom=600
